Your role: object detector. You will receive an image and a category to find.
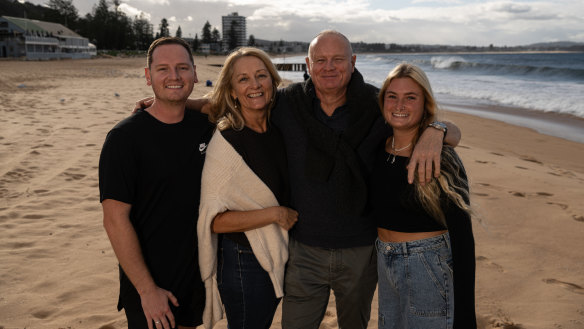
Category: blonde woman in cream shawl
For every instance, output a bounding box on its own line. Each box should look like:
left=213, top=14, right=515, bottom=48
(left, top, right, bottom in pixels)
left=197, top=47, right=298, bottom=329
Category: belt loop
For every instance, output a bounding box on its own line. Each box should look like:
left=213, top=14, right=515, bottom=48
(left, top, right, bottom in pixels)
left=443, top=233, right=451, bottom=251
left=401, top=241, right=408, bottom=257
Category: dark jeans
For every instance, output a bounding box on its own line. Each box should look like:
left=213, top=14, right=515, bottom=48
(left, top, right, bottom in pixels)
left=217, top=236, right=281, bottom=329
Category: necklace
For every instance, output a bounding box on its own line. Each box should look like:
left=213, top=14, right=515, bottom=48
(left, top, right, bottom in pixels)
left=387, top=137, right=412, bottom=164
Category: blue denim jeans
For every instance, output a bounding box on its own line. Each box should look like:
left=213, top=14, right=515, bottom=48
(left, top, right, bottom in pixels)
left=376, top=233, right=454, bottom=329
left=217, top=236, right=281, bottom=329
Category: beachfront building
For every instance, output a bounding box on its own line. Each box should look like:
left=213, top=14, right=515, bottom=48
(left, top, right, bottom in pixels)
left=0, top=16, right=95, bottom=60
left=221, top=12, right=246, bottom=52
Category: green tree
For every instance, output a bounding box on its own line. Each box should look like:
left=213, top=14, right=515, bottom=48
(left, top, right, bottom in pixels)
left=175, top=25, right=182, bottom=38
left=87, top=0, right=111, bottom=49
left=211, top=27, right=220, bottom=43
left=133, top=13, right=153, bottom=50
left=192, top=33, right=200, bottom=51
left=46, top=0, right=78, bottom=27
left=80, top=0, right=137, bottom=50
left=247, top=34, right=256, bottom=47
left=111, top=0, right=134, bottom=49
left=201, top=21, right=212, bottom=43
left=158, top=18, right=169, bottom=37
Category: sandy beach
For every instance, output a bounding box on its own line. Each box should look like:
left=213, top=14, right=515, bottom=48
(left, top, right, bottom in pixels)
left=0, top=56, right=583, bottom=329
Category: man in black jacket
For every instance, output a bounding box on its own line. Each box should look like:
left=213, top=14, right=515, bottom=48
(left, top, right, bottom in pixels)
left=275, top=30, right=461, bottom=329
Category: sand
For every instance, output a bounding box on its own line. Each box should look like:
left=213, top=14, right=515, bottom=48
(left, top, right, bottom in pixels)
left=0, top=56, right=583, bottom=329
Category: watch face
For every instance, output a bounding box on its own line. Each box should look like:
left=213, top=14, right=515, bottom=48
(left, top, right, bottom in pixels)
left=430, top=122, right=447, bottom=130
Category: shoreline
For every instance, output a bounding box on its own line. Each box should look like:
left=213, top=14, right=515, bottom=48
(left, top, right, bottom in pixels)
left=439, top=99, right=584, bottom=144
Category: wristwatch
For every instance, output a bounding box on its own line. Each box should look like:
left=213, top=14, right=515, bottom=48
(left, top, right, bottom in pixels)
left=428, top=121, right=448, bottom=136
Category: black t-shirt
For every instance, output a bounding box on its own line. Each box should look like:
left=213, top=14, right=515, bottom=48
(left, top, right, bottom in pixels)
left=369, top=151, right=446, bottom=232
left=99, top=109, right=213, bottom=311
left=220, top=124, right=290, bottom=246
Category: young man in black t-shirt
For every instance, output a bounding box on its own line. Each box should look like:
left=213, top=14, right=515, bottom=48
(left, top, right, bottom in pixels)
left=99, top=37, right=213, bottom=329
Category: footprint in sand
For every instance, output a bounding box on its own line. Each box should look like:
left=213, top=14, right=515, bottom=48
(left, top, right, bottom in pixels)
left=475, top=160, right=491, bottom=164
left=62, top=171, right=86, bottom=181
left=31, top=143, right=53, bottom=149
left=546, top=202, right=568, bottom=210
left=6, top=241, right=36, bottom=249
left=573, top=215, right=584, bottom=222
left=520, top=156, right=543, bottom=165
left=99, top=325, right=117, bottom=329
left=490, top=152, right=505, bottom=157
left=31, top=308, right=58, bottom=319
left=510, top=191, right=525, bottom=198
left=477, top=315, right=524, bottom=329
left=22, top=214, right=46, bottom=219
left=476, top=255, right=504, bottom=272
left=536, top=192, right=553, bottom=197
left=543, top=278, right=584, bottom=295
left=515, top=166, right=528, bottom=170
left=472, top=192, right=489, bottom=197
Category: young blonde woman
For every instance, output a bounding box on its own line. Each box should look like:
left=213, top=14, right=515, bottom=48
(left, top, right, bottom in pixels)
left=369, top=63, right=476, bottom=329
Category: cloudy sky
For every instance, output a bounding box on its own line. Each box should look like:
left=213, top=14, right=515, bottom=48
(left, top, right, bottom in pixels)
left=27, top=0, right=584, bottom=46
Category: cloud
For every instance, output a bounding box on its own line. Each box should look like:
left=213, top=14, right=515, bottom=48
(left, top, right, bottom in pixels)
left=26, top=0, right=584, bottom=45
left=411, top=0, right=463, bottom=4
left=118, top=3, right=150, bottom=20
left=490, top=2, right=531, bottom=14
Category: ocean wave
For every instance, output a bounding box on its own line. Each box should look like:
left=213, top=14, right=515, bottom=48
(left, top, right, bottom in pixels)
left=434, top=79, right=584, bottom=118
left=430, top=56, right=467, bottom=69
left=429, top=56, right=584, bottom=80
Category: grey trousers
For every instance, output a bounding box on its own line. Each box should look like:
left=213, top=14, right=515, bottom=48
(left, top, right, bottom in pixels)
left=281, top=238, right=378, bottom=329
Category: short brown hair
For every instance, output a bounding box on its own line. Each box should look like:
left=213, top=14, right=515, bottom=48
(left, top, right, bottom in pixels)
left=147, top=37, right=193, bottom=69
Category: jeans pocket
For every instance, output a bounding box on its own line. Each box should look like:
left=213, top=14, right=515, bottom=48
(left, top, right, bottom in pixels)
left=407, top=252, right=448, bottom=317
left=439, top=248, right=454, bottom=276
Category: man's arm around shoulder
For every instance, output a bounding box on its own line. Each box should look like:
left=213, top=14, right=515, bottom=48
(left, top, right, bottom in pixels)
left=407, top=121, right=462, bottom=185
left=102, top=199, right=178, bottom=329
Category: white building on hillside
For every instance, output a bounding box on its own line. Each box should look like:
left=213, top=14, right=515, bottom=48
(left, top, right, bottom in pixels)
left=0, top=16, right=95, bottom=60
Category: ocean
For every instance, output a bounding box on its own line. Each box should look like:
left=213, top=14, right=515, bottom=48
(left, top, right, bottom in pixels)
left=273, top=52, right=584, bottom=142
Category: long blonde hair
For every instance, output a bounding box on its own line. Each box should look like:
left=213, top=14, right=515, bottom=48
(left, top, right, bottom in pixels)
left=379, top=63, right=472, bottom=226
left=207, top=47, right=281, bottom=131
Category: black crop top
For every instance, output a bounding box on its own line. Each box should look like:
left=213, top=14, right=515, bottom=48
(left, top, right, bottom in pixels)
left=368, top=150, right=446, bottom=232
left=370, top=145, right=478, bottom=328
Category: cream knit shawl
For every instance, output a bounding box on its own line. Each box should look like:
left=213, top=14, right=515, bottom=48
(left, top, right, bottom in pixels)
left=197, top=129, right=289, bottom=329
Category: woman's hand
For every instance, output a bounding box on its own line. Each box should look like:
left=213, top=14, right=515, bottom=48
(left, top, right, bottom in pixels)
left=273, top=206, right=298, bottom=231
